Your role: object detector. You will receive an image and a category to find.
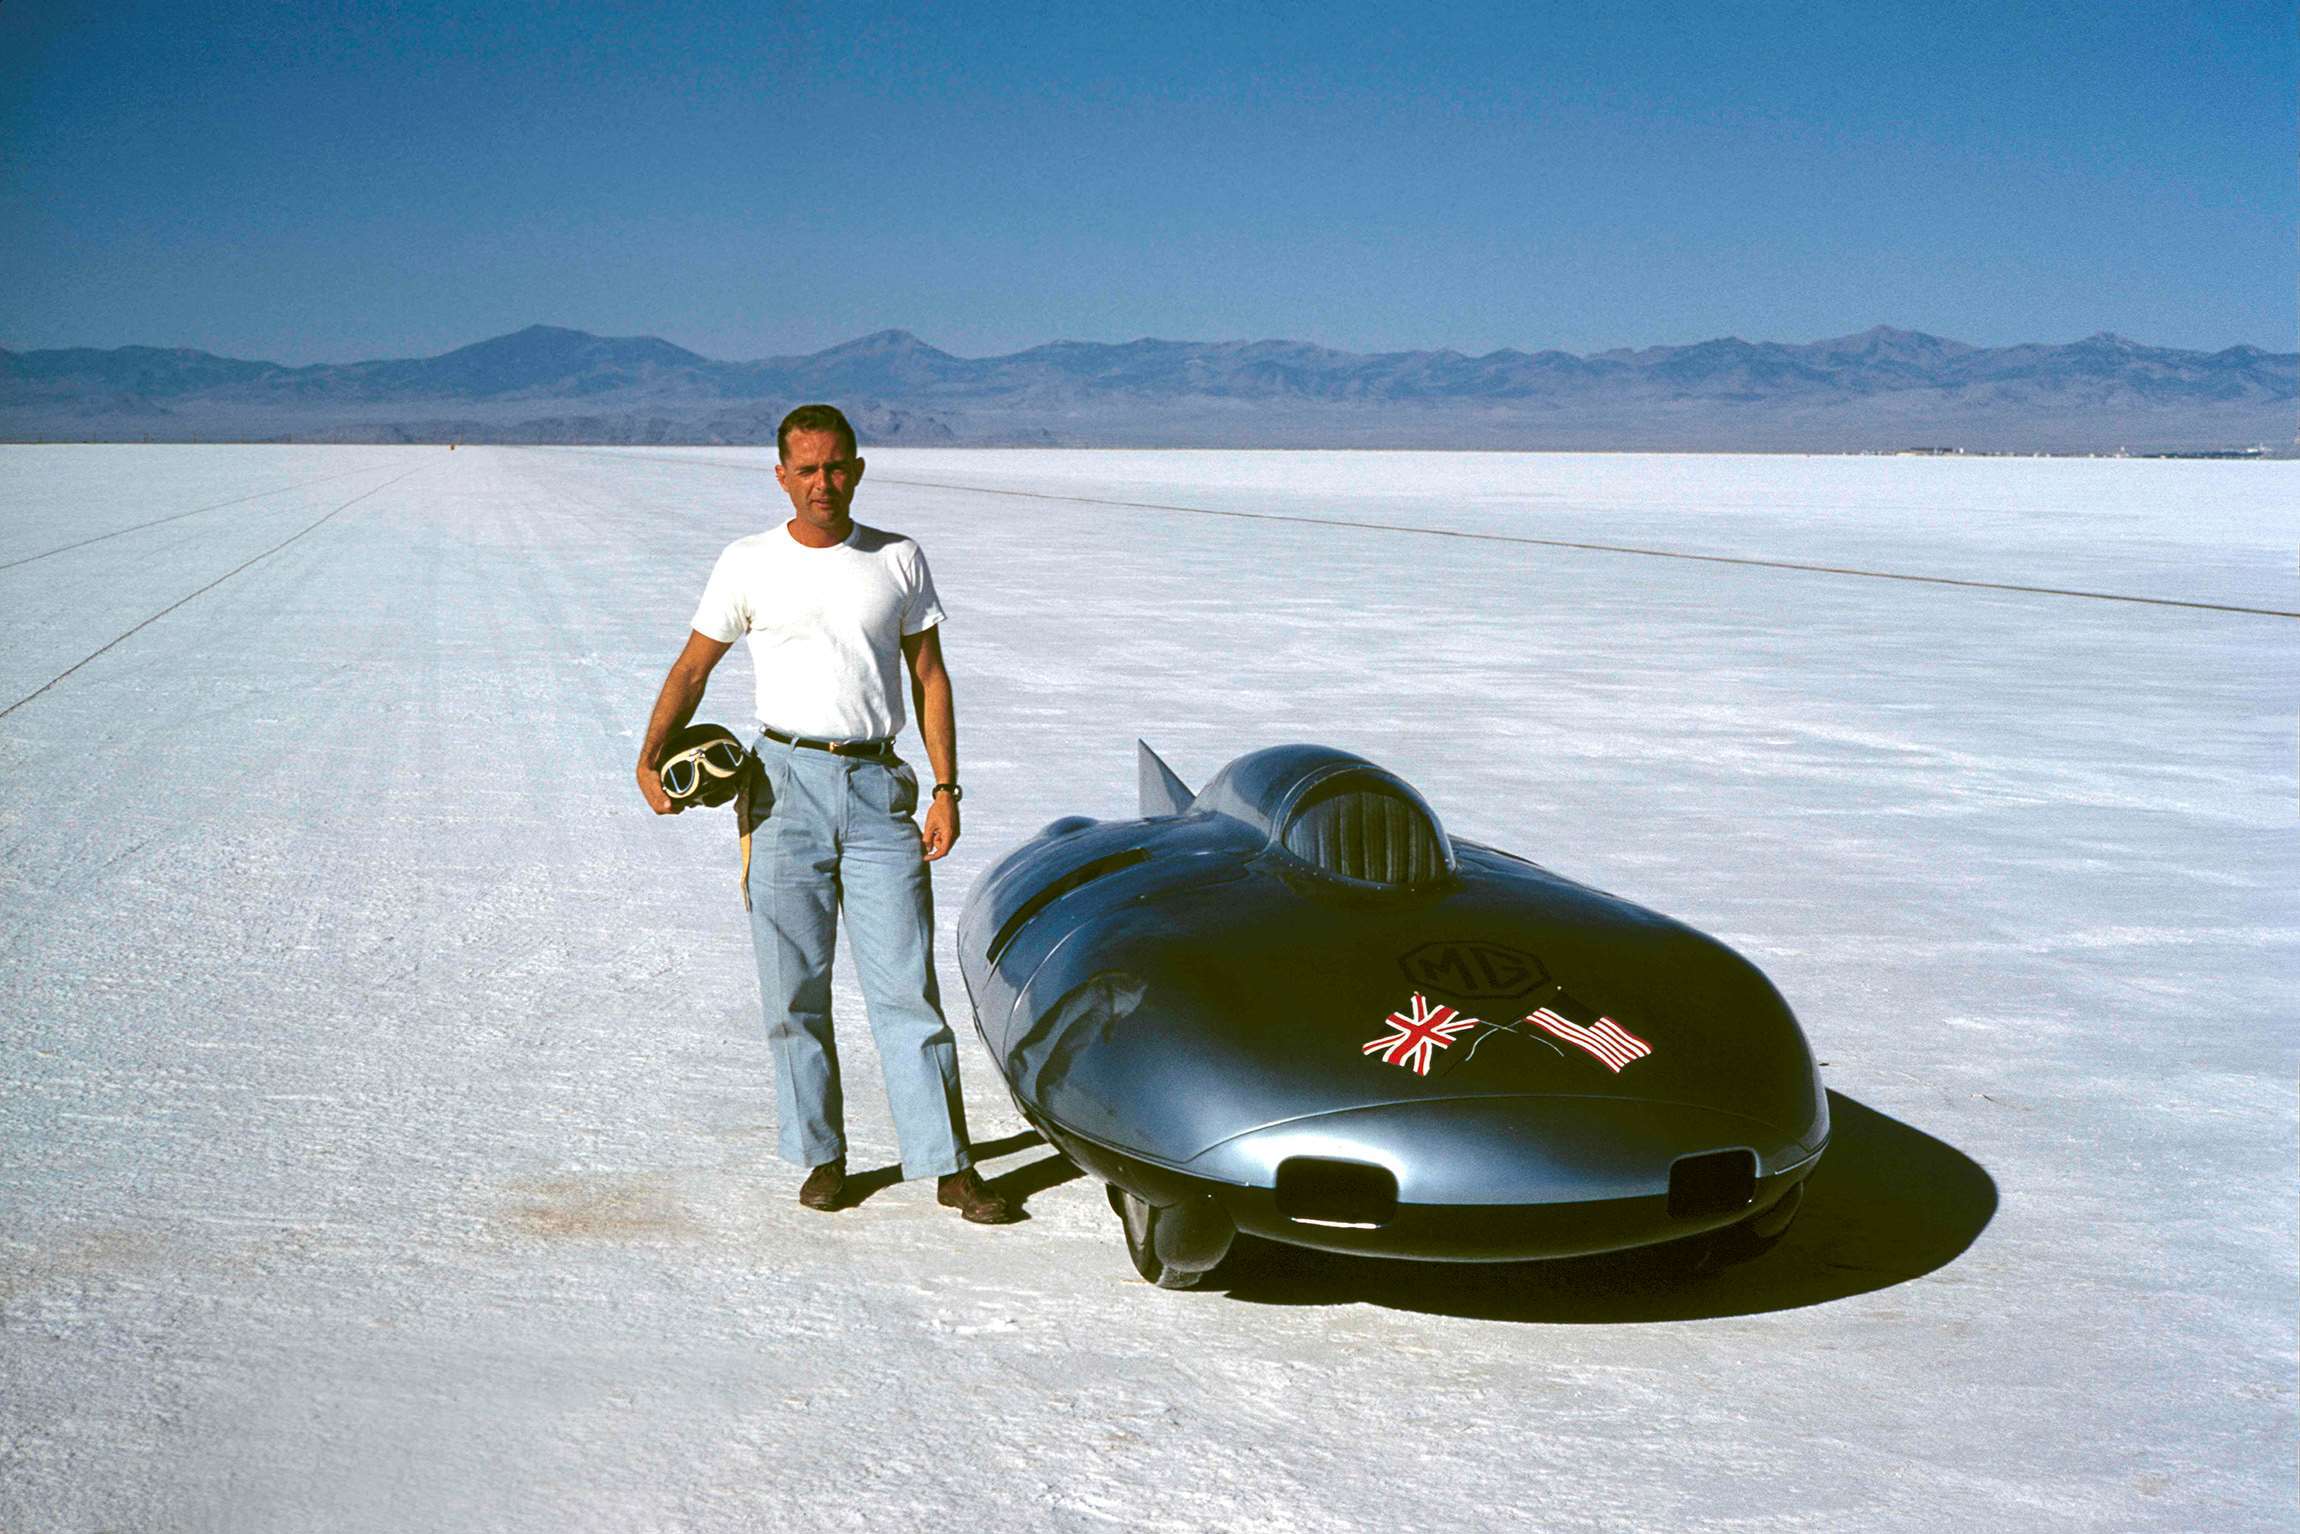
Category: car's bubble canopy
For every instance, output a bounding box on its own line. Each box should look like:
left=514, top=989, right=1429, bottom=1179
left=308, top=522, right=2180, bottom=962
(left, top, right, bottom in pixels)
left=1192, top=744, right=1455, bottom=888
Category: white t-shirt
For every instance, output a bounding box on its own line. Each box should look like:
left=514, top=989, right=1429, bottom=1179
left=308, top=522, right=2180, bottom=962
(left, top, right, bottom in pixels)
left=689, top=521, right=946, bottom=741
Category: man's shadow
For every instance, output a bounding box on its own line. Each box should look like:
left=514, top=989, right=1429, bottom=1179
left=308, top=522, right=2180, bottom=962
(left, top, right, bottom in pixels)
left=839, top=1130, right=1082, bottom=1218
left=1213, top=1091, right=1996, bottom=1322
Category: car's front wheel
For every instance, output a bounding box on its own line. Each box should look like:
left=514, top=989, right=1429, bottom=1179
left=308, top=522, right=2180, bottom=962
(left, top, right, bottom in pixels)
left=1712, top=1179, right=1805, bottom=1265
left=1631, top=1180, right=1809, bottom=1279
left=1107, top=1183, right=1232, bottom=1290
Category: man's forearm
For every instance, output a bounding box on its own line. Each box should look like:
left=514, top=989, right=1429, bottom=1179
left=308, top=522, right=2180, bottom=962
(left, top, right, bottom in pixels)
left=638, top=664, right=709, bottom=771
left=916, top=671, right=957, bottom=786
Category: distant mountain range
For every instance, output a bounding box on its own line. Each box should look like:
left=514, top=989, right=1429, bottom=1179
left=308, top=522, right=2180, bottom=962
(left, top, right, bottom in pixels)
left=3, top=323, right=2291, bottom=452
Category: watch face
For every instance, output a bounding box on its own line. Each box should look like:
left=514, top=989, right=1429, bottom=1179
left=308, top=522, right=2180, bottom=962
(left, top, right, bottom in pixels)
left=935, top=782, right=963, bottom=802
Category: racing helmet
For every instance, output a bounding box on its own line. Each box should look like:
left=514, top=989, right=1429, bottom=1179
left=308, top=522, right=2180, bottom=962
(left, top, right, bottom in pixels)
left=658, top=723, right=752, bottom=808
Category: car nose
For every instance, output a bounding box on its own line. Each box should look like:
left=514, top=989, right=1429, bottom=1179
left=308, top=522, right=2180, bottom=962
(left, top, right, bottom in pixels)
left=1181, top=1095, right=1815, bottom=1206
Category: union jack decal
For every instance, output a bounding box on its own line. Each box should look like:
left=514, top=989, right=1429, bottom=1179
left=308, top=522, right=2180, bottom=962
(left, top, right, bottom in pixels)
left=1362, top=992, right=1482, bottom=1076
left=1522, top=1005, right=1652, bottom=1073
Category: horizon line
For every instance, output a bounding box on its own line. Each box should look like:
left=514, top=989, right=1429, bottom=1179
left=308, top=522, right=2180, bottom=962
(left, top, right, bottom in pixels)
left=4, top=321, right=2291, bottom=371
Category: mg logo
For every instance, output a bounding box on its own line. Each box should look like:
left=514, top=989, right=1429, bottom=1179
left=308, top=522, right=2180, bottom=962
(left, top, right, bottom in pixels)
left=1399, top=940, right=1547, bottom=1001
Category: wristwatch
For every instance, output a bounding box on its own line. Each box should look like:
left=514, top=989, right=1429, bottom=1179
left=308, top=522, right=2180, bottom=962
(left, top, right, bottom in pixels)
left=933, top=782, right=963, bottom=802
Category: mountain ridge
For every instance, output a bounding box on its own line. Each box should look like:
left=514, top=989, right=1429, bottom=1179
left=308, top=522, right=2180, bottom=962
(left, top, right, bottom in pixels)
left=4, top=323, right=2291, bottom=452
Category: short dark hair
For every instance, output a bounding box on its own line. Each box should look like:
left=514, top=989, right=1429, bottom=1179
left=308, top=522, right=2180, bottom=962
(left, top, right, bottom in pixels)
left=777, top=403, right=858, bottom=462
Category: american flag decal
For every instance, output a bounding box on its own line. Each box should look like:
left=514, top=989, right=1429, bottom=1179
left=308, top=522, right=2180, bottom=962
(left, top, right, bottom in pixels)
left=1522, top=1006, right=1652, bottom=1073
left=1362, top=993, right=1482, bottom=1076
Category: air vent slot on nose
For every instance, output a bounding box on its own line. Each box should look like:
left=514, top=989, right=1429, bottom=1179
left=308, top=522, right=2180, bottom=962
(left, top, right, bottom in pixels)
left=985, top=848, right=1150, bottom=964
left=1275, top=1158, right=1399, bottom=1228
left=1668, top=1149, right=1757, bottom=1219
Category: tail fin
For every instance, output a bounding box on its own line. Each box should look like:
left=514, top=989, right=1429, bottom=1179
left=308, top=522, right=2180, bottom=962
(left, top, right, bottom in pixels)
left=1138, top=741, right=1194, bottom=817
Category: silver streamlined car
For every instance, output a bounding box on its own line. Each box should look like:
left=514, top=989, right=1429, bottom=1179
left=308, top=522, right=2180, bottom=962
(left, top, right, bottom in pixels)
left=957, top=742, right=1827, bottom=1289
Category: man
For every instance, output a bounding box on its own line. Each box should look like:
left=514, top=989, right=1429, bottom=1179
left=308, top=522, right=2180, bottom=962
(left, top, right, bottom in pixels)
left=636, top=403, right=1014, bottom=1224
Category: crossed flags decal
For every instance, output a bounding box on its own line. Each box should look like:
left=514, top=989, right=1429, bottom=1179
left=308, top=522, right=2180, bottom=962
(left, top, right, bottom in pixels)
left=1520, top=1005, right=1654, bottom=1073
left=1360, top=994, right=1481, bottom=1076
left=1362, top=991, right=1653, bottom=1076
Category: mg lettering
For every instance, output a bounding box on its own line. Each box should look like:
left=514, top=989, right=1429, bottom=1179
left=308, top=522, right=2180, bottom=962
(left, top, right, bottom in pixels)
left=1398, top=940, right=1547, bottom=1001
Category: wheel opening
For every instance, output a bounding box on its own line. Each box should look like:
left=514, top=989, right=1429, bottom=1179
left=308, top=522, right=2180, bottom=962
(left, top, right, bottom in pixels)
left=1668, top=1149, right=1757, bottom=1219
left=1274, top=1158, right=1399, bottom=1228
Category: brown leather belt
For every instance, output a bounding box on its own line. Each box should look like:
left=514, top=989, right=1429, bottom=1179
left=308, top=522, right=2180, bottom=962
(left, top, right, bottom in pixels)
left=761, top=725, right=895, bottom=761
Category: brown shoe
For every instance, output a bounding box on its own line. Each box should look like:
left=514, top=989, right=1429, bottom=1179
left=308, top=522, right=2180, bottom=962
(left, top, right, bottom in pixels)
left=936, top=1168, right=1019, bottom=1224
left=798, top=1158, right=847, bottom=1211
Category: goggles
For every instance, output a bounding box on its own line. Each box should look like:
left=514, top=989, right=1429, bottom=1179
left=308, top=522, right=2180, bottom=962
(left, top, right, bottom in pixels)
left=660, top=737, right=749, bottom=800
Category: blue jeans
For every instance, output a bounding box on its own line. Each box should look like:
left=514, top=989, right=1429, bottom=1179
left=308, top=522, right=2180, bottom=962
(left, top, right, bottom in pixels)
left=744, top=735, right=970, bottom=1179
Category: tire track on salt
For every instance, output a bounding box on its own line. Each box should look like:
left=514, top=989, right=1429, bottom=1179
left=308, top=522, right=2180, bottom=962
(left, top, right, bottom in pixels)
left=0, top=464, right=432, bottom=721
left=0, top=457, right=409, bottom=573
left=529, top=446, right=2298, bottom=621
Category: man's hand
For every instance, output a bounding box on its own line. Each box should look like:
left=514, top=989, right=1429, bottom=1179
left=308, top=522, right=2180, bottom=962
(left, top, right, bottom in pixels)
left=921, top=794, right=959, bottom=861
left=638, top=761, right=683, bottom=815
left=636, top=630, right=732, bottom=819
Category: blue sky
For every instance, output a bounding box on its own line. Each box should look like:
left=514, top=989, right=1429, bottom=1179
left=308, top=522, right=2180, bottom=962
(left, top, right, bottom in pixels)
left=2, top=1, right=2291, bottom=362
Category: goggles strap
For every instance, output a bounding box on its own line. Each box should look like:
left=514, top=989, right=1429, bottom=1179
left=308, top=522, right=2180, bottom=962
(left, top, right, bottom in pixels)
left=736, top=771, right=755, bottom=912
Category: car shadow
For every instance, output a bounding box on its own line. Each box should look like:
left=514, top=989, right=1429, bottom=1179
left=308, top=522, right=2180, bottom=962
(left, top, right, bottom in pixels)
left=841, top=1130, right=1083, bottom=1219
left=1214, top=1091, right=1997, bottom=1322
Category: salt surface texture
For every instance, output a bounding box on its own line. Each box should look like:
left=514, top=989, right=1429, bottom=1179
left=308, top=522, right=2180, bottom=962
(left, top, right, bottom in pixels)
left=1, top=444, right=2292, bottom=1531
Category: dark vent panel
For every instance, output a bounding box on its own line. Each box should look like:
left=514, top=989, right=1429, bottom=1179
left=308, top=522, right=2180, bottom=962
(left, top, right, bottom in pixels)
left=1668, top=1149, right=1757, bottom=1220
left=1275, top=1158, right=1399, bottom=1227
